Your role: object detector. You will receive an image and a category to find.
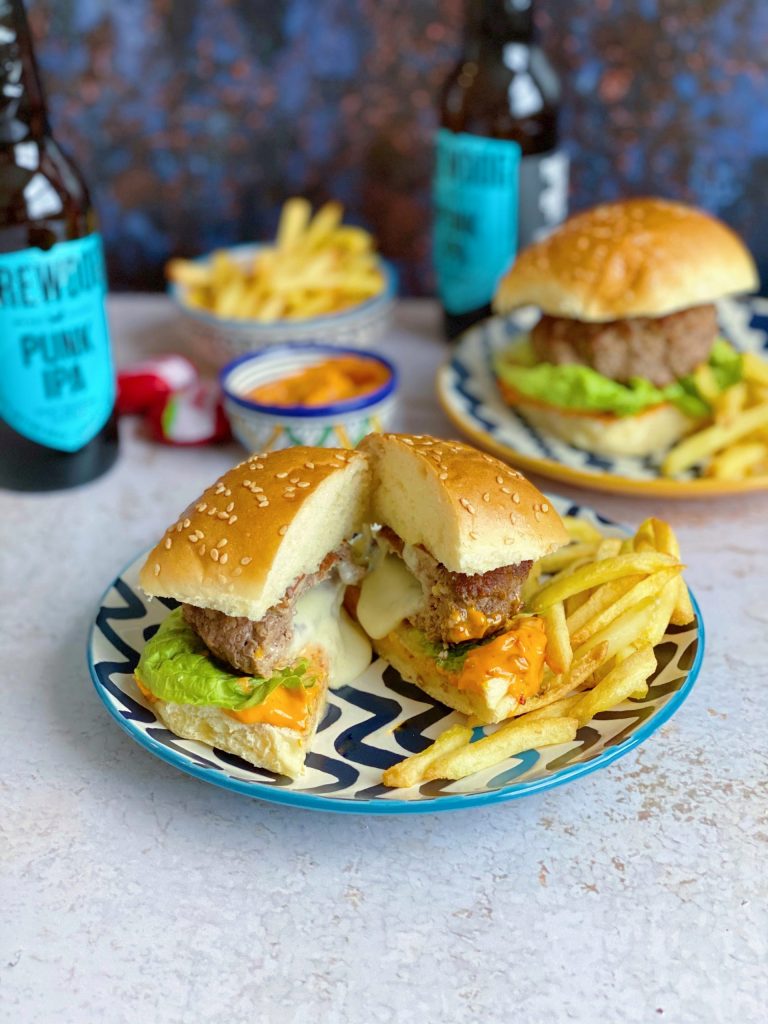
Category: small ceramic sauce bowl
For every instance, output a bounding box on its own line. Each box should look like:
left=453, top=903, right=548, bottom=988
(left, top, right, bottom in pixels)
left=220, top=343, right=399, bottom=452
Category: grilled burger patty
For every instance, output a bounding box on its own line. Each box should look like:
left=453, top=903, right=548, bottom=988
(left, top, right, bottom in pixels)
left=182, top=543, right=364, bottom=677
left=378, top=527, right=531, bottom=645
left=531, top=303, right=717, bottom=387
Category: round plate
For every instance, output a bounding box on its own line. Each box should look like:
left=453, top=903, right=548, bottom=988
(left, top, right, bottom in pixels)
left=88, top=498, right=704, bottom=814
left=437, top=298, right=768, bottom=498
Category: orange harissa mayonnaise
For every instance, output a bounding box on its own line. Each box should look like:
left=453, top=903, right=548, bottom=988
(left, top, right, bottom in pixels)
left=446, top=606, right=504, bottom=643
left=456, top=617, right=547, bottom=702
left=247, top=356, right=389, bottom=408
left=225, top=683, right=319, bottom=731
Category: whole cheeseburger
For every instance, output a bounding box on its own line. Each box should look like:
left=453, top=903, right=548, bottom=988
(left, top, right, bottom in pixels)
left=493, top=198, right=759, bottom=457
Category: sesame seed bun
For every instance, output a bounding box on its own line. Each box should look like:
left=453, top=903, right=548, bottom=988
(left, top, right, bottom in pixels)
left=494, top=198, right=759, bottom=322
left=358, top=433, right=567, bottom=572
left=139, top=447, right=370, bottom=621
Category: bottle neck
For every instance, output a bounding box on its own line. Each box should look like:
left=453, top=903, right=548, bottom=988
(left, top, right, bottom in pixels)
left=474, top=0, right=536, bottom=45
left=0, top=0, right=49, bottom=144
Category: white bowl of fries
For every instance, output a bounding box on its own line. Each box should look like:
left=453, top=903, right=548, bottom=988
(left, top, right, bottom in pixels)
left=167, top=199, right=396, bottom=367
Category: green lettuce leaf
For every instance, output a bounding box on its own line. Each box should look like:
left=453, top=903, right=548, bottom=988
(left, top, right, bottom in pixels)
left=136, top=607, right=313, bottom=710
left=494, top=337, right=742, bottom=420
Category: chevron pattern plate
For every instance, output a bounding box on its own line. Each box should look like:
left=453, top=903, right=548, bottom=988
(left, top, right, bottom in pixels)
left=437, top=298, right=768, bottom=497
left=88, top=498, right=704, bottom=814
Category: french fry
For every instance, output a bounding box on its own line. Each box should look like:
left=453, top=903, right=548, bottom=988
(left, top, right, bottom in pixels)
left=543, top=601, right=572, bottom=675
left=636, top=518, right=695, bottom=626
left=520, top=561, right=542, bottom=607
left=662, top=403, right=768, bottom=477
left=530, top=552, right=679, bottom=612
left=382, top=724, right=473, bottom=789
left=535, top=542, right=598, bottom=575
left=566, top=576, right=642, bottom=635
left=714, top=380, right=748, bottom=424
left=692, top=363, right=722, bottom=406
left=741, top=351, right=768, bottom=387
left=571, top=594, right=659, bottom=668
left=571, top=645, right=657, bottom=727
left=563, top=517, right=603, bottom=544
left=570, top=568, right=679, bottom=646
left=166, top=198, right=385, bottom=322
left=521, top=694, right=584, bottom=722
left=424, top=717, right=578, bottom=782
left=707, top=442, right=768, bottom=480
left=596, top=537, right=623, bottom=559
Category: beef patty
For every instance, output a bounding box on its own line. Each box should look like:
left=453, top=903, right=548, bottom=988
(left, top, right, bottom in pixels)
left=531, top=303, right=717, bottom=387
left=182, top=543, right=364, bottom=677
left=378, top=527, right=531, bottom=646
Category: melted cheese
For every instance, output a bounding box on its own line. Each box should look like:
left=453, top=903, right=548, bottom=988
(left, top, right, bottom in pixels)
left=355, top=553, right=424, bottom=639
left=291, top=579, right=372, bottom=689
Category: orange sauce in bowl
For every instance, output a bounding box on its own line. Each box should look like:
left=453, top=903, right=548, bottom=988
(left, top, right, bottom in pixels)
left=246, top=356, right=390, bottom=408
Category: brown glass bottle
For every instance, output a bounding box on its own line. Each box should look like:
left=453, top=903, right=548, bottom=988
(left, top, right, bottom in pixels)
left=434, top=0, right=568, bottom=339
left=0, top=0, right=118, bottom=491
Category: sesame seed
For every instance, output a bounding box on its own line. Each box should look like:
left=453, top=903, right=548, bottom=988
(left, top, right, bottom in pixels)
left=226, top=502, right=235, bottom=512
left=251, top=486, right=263, bottom=493
left=501, top=487, right=511, bottom=494
left=290, top=476, right=300, bottom=484
left=229, top=515, right=238, bottom=525
left=183, top=518, right=191, bottom=528
left=534, top=511, right=542, bottom=522
left=153, top=563, right=160, bottom=576
left=220, top=553, right=228, bottom=565
left=217, top=511, right=228, bottom=519
left=211, top=548, right=219, bottom=562
left=199, top=543, right=206, bottom=555
left=275, top=472, right=288, bottom=479
left=175, top=522, right=182, bottom=532
left=278, top=525, right=288, bottom=536
left=297, top=481, right=310, bottom=488
left=401, top=438, right=414, bottom=446
left=224, top=489, right=231, bottom=497
left=240, top=557, right=252, bottom=566
left=512, top=493, right=521, bottom=503
left=188, top=533, right=197, bottom=543
left=254, top=463, right=264, bottom=469
left=196, top=502, right=207, bottom=512
left=482, top=492, right=490, bottom=502
left=541, top=502, right=549, bottom=512
left=243, top=480, right=252, bottom=487
left=217, top=539, right=227, bottom=548
left=164, top=537, right=172, bottom=549
left=233, top=567, right=243, bottom=577
left=305, top=462, right=315, bottom=470
left=496, top=475, right=504, bottom=484
left=459, top=498, right=476, bottom=514
left=439, top=471, right=448, bottom=480
left=215, top=484, right=225, bottom=494
left=469, top=531, right=478, bottom=540
left=207, top=507, right=216, bottom=516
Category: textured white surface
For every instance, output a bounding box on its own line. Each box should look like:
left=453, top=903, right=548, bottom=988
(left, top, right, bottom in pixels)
left=2, top=296, right=767, bottom=1024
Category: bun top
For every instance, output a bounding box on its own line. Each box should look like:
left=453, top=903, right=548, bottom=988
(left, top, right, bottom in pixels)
left=139, top=447, right=370, bottom=621
left=358, top=433, right=567, bottom=573
left=494, top=198, right=758, bottom=322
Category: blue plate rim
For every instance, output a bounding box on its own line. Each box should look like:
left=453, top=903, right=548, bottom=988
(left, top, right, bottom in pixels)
left=87, top=527, right=706, bottom=816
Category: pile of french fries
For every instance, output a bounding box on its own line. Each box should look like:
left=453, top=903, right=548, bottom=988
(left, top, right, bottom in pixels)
left=167, top=198, right=385, bottom=322
left=662, top=351, right=768, bottom=480
left=382, top=515, right=695, bottom=788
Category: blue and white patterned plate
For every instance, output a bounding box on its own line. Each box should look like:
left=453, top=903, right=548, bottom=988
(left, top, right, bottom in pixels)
left=88, top=497, right=704, bottom=815
left=437, top=298, right=768, bottom=498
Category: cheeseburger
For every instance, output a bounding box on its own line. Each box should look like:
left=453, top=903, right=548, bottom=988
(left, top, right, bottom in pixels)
left=136, top=447, right=372, bottom=778
left=353, top=434, right=568, bottom=724
left=493, top=198, right=759, bottom=457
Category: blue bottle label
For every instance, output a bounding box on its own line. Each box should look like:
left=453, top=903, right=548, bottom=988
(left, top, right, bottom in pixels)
left=433, top=129, right=521, bottom=315
left=0, top=233, right=115, bottom=452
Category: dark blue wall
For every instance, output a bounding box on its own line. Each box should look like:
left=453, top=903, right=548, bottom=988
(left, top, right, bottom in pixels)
left=27, top=0, right=768, bottom=294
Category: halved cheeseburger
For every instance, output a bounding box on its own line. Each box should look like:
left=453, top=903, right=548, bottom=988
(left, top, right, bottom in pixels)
left=353, top=434, right=568, bottom=724
left=493, top=198, right=758, bottom=457
left=136, top=447, right=372, bottom=778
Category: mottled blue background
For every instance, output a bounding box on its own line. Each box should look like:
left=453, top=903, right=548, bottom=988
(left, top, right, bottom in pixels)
left=27, top=0, right=768, bottom=294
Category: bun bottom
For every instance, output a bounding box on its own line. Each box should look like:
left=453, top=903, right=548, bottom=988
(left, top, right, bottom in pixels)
left=151, top=684, right=328, bottom=779
left=506, top=393, right=699, bottom=458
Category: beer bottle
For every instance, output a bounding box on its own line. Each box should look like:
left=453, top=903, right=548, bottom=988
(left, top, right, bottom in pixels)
left=433, top=0, right=568, bottom=339
left=0, top=0, right=118, bottom=491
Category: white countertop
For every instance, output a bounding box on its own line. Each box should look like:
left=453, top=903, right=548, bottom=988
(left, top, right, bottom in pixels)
left=3, top=296, right=767, bottom=1024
